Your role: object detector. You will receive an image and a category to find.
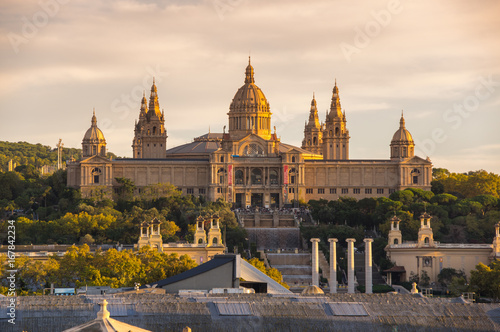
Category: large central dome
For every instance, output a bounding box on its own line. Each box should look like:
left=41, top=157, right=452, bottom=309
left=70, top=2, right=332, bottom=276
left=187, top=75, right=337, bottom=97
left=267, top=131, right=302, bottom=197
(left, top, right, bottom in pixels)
left=229, top=59, right=270, bottom=113
left=228, top=58, right=272, bottom=140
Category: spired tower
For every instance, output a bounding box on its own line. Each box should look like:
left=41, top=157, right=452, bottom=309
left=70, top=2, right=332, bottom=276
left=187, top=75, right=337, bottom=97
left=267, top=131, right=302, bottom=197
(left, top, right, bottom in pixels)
left=390, top=112, right=415, bottom=160
left=227, top=57, right=272, bottom=140
left=132, top=79, right=167, bottom=159
left=301, top=93, right=323, bottom=155
left=322, top=81, right=349, bottom=159
left=82, top=111, right=106, bottom=158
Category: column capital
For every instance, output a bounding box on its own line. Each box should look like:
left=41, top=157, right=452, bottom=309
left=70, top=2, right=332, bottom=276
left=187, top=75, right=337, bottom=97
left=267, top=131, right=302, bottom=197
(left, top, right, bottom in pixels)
left=310, top=238, right=320, bottom=243
left=346, top=238, right=356, bottom=243
left=363, top=238, right=374, bottom=243
left=328, top=238, right=338, bottom=243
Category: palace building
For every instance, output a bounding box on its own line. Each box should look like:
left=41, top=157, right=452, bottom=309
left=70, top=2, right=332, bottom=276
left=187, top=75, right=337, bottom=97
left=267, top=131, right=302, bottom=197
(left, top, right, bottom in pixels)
left=67, top=59, right=432, bottom=207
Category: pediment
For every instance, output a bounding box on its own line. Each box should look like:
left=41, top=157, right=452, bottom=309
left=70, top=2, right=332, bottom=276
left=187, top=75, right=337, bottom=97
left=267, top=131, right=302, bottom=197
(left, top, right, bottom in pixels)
left=400, top=155, right=432, bottom=165
left=79, top=155, right=111, bottom=164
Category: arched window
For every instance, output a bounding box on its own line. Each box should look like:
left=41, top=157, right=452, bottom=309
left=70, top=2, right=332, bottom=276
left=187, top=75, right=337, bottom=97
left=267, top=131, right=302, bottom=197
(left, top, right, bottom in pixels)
left=91, top=167, right=102, bottom=184
left=307, top=139, right=311, bottom=145
left=198, top=238, right=203, bottom=244
left=291, top=156, right=296, bottom=163
left=251, top=168, right=262, bottom=185
left=313, top=137, right=317, bottom=145
left=269, top=169, right=278, bottom=185
left=235, top=169, right=244, bottom=184
left=335, top=127, right=339, bottom=135
left=424, top=237, right=429, bottom=244
left=212, top=237, right=218, bottom=245
left=153, top=126, right=156, bottom=134
left=394, top=238, right=399, bottom=245
left=147, top=129, right=151, bottom=135
left=411, top=169, right=420, bottom=184
left=92, top=146, right=96, bottom=155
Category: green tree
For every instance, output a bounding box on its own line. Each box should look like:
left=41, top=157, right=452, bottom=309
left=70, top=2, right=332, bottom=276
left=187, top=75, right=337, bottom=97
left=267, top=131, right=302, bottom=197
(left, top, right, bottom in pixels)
left=470, top=261, right=500, bottom=300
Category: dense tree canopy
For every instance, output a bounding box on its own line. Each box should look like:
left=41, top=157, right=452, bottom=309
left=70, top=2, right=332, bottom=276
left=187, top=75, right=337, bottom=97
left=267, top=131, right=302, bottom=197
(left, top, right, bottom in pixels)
left=0, top=244, right=197, bottom=294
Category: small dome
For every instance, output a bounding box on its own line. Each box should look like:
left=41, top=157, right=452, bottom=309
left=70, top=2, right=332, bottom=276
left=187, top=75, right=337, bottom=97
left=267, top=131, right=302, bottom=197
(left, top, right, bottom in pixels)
left=391, top=114, right=413, bottom=144
left=83, top=112, right=106, bottom=143
left=301, top=285, right=324, bottom=295
left=229, top=58, right=270, bottom=113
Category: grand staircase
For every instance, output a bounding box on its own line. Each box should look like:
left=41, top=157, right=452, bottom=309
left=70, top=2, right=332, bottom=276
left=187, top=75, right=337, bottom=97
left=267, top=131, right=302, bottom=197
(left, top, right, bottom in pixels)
left=354, top=252, right=385, bottom=288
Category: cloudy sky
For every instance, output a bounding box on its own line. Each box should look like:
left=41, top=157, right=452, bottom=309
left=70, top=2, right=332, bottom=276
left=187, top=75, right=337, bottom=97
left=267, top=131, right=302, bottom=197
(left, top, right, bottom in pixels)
left=1, top=0, right=499, bottom=173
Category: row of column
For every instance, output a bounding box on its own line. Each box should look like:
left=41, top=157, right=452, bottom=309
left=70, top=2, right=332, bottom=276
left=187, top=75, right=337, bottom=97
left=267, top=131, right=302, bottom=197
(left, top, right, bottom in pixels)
left=310, top=237, right=373, bottom=294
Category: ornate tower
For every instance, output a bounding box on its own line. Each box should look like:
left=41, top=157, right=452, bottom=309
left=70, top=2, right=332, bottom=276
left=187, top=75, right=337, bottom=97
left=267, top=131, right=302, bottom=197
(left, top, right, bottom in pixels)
left=227, top=57, right=272, bottom=140
left=82, top=111, right=106, bottom=158
left=194, top=215, right=207, bottom=245
left=301, top=93, right=323, bottom=155
left=132, top=80, right=167, bottom=159
left=207, top=214, right=222, bottom=247
left=390, top=112, right=415, bottom=160
left=388, top=215, right=403, bottom=245
left=417, top=212, right=435, bottom=247
left=322, top=81, right=349, bottom=159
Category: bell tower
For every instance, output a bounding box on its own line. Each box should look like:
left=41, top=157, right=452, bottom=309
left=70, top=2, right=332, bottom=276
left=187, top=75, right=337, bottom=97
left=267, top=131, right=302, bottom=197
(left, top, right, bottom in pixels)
left=388, top=215, right=403, bottom=245
left=132, top=79, right=167, bottom=159
left=417, top=212, right=435, bottom=247
left=301, top=93, right=323, bottom=155
left=322, top=80, right=349, bottom=159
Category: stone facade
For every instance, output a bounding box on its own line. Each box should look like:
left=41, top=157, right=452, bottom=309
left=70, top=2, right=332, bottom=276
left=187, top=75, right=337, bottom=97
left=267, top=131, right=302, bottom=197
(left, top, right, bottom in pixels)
left=67, top=60, right=432, bottom=207
left=386, top=216, right=500, bottom=284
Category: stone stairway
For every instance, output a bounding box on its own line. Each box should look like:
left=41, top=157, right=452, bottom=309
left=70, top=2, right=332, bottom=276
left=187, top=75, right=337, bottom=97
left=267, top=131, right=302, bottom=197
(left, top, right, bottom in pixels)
left=354, top=252, right=386, bottom=287
left=266, top=252, right=311, bottom=286
left=318, top=250, right=329, bottom=281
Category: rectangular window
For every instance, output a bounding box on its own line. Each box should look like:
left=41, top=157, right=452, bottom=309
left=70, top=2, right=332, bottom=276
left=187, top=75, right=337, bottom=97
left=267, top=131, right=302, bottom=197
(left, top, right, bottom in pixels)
left=341, top=188, right=348, bottom=194
left=306, top=188, right=313, bottom=194
left=330, top=188, right=337, bottom=194
left=377, top=188, right=384, bottom=194
left=365, top=188, right=372, bottom=194
left=217, top=188, right=222, bottom=193
left=187, top=188, right=194, bottom=194
left=353, top=188, right=360, bottom=194
left=318, top=188, right=325, bottom=194
left=199, top=188, right=206, bottom=194
left=413, top=176, right=419, bottom=184
left=289, top=188, right=295, bottom=193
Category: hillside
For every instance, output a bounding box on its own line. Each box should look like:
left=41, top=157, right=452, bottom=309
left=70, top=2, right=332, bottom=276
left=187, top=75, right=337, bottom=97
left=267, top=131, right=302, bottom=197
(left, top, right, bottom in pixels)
left=0, top=141, right=117, bottom=171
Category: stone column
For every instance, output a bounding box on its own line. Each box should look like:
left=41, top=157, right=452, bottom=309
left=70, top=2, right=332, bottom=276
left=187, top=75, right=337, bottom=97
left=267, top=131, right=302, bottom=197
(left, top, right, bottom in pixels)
left=311, top=238, right=320, bottom=287
left=346, top=238, right=356, bottom=294
left=328, top=238, right=338, bottom=294
left=364, top=238, right=373, bottom=294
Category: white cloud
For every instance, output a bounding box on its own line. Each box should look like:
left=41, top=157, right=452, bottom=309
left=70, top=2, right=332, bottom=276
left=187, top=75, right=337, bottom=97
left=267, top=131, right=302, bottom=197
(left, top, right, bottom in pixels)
left=0, top=0, right=499, bottom=173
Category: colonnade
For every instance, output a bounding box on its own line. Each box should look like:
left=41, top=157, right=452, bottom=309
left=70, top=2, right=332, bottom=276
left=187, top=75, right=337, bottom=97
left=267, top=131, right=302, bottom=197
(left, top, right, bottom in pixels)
left=310, top=237, right=374, bottom=294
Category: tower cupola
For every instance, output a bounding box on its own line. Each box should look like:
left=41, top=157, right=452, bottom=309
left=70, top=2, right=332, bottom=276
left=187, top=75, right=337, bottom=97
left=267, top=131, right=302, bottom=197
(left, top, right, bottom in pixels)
left=391, top=111, right=415, bottom=160
left=82, top=110, right=106, bottom=158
